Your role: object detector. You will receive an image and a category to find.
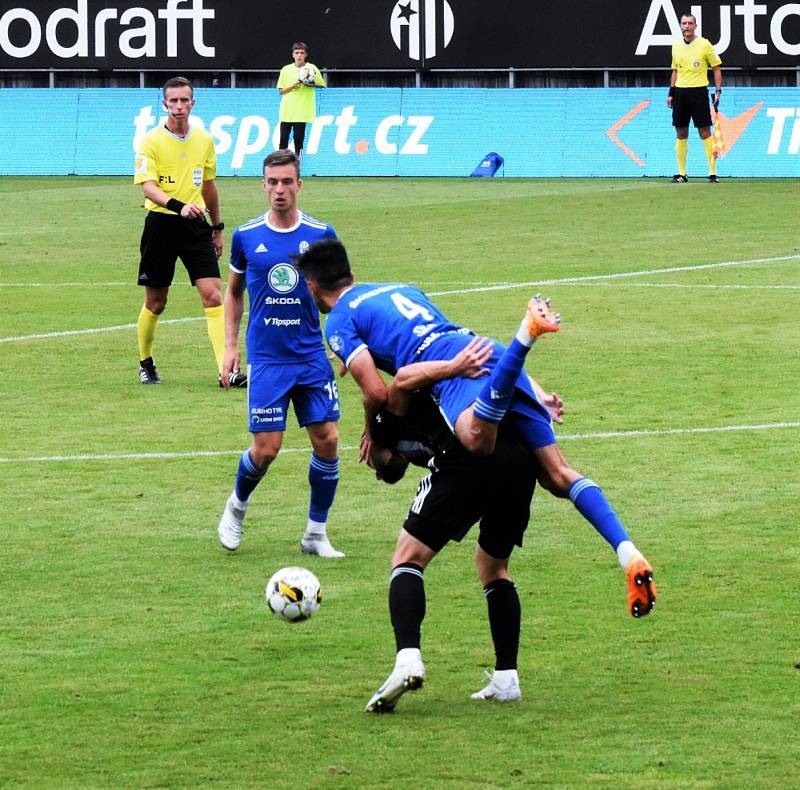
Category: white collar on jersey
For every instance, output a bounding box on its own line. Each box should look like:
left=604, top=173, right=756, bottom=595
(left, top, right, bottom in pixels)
left=264, top=211, right=303, bottom=233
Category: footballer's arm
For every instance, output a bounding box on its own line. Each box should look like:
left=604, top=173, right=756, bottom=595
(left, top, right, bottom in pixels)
left=391, top=336, right=493, bottom=392
left=347, top=349, right=389, bottom=462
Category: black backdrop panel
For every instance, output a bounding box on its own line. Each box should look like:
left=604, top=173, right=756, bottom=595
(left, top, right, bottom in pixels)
left=1, top=1, right=798, bottom=69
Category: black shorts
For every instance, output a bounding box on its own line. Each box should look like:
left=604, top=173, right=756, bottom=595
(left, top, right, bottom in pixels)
left=138, top=211, right=220, bottom=288
left=672, top=87, right=713, bottom=129
left=402, top=431, right=537, bottom=559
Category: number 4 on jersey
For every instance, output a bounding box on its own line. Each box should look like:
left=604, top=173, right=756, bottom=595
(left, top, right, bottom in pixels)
left=391, top=292, right=434, bottom=321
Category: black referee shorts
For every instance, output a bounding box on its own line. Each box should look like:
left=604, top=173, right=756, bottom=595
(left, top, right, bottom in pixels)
left=402, top=431, right=538, bottom=559
left=138, top=211, right=220, bottom=288
left=672, top=87, right=713, bottom=129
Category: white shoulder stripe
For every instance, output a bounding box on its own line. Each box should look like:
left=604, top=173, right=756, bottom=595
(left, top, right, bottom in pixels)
left=300, top=213, right=328, bottom=230
left=238, top=215, right=266, bottom=232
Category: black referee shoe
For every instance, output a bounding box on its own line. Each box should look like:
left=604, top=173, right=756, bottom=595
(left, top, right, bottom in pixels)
left=219, top=370, right=247, bottom=388
left=672, top=174, right=689, bottom=183
left=139, top=357, right=161, bottom=385
left=708, top=174, right=719, bottom=183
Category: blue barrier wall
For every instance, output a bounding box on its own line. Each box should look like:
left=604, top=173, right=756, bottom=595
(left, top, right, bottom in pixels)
left=1, top=88, right=798, bottom=177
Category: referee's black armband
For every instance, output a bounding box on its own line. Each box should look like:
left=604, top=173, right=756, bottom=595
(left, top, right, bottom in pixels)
left=668, top=86, right=676, bottom=98
left=166, top=198, right=186, bottom=215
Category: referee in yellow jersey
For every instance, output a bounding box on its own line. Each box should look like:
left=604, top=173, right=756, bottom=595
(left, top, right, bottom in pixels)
left=133, top=76, right=246, bottom=387
left=667, top=13, right=722, bottom=183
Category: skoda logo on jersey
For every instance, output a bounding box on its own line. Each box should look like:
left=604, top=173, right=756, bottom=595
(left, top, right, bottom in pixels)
left=390, top=0, right=454, bottom=62
left=192, top=167, right=202, bottom=187
left=269, top=263, right=299, bottom=294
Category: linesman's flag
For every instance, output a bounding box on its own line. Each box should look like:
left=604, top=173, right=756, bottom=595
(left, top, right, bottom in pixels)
left=712, top=111, right=726, bottom=159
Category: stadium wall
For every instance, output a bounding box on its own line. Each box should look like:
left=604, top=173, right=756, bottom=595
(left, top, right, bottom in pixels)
left=1, top=87, right=799, bottom=177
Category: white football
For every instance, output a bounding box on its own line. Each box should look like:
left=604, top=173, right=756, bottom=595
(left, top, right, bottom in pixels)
left=266, top=566, right=322, bottom=622
left=297, top=64, right=316, bottom=86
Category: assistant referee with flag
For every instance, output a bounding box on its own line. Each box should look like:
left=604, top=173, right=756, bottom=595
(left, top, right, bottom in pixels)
left=667, top=13, right=722, bottom=183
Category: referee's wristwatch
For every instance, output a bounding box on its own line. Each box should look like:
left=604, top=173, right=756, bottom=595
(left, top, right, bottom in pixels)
left=210, top=222, right=225, bottom=231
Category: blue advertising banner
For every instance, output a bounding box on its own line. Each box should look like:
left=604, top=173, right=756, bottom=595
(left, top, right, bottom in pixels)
left=1, top=87, right=798, bottom=177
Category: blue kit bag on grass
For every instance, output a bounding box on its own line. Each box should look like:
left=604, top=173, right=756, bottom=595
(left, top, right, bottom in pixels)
left=470, top=152, right=504, bottom=177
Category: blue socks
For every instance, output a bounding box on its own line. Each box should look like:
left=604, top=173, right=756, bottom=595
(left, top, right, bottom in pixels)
left=308, top=453, right=339, bottom=523
left=474, top=338, right=529, bottom=423
left=234, top=450, right=267, bottom=502
left=568, top=477, right=630, bottom=549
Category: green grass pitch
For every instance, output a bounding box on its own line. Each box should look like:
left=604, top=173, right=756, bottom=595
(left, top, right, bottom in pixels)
left=1, top=176, right=799, bottom=788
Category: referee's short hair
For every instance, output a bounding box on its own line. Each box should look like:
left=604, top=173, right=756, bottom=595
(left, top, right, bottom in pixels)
left=162, top=76, right=193, bottom=98
left=293, top=239, right=354, bottom=291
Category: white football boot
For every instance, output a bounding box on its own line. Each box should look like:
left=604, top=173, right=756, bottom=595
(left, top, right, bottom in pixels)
left=218, top=494, right=246, bottom=551
left=300, top=534, right=345, bottom=558
left=365, top=648, right=426, bottom=713
left=470, top=669, right=522, bottom=702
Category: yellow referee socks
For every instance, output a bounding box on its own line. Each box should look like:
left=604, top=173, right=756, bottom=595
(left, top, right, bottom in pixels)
left=675, top=138, right=688, bottom=176
left=703, top=136, right=716, bottom=175
left=205, top=304, right=226, bottom=373
left=137, top=305, right=159, bottom=361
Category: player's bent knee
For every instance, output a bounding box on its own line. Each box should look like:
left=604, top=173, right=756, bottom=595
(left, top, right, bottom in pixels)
left=308, top=423, right=338, bottom=457
left=251, top=437, right=281, bottom=468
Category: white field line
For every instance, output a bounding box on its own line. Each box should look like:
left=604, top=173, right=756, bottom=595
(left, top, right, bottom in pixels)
left=426, top=254, right=800, bottom=297
left=0, top=315, right=216, bottom=344
left=2, top=253, right=798, bottom=345
left=1, top=421, right=798, bottom=465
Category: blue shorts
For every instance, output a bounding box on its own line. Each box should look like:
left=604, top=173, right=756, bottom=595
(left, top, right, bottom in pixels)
left=247, top=356, right=340, bottom=433
left=419, top=333, right=556, bottom=449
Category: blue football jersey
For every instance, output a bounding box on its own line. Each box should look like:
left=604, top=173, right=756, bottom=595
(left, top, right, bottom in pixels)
left=324, top=283, right=468, bottom=374
left=230, top=212, right=337, bottom=363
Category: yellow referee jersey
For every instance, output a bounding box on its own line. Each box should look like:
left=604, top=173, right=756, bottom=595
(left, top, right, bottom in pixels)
left=671, top=36, right=722, bottom=88
left=134, top=126, right=217, bottom=214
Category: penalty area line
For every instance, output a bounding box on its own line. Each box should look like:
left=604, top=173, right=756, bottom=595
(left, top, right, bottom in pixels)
left=2, top=421, right=798, bottom=465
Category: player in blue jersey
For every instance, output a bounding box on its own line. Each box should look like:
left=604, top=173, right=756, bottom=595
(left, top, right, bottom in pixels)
left=217, top=150, right=343, bottom=558
left=296, top=238, right=656, bottom=615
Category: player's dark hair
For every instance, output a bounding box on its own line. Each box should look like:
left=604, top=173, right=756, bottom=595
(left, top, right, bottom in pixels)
left=292, top=41, right=309, bottom=54
left=263, top=149, right=300, bottom=177
left=680, top=12, right=697, bottom=23
left=162, top=76, right=193, bottom=99
left=369, top=447, right=409, bottom=485
left=293, top=238, right=354, bottom=291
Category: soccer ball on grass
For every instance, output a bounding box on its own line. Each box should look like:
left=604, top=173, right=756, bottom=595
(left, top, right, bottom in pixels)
left=297, top=64, right=316, bottom=86
left=266, top=566, right=322, bottom=622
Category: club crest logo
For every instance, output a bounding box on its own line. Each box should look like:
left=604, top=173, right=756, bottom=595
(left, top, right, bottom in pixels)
left=269, top=263, right=299, bottom=294
left=390, top=0, right=454, bottom=62
left=328, top=334, right=343, bottom=354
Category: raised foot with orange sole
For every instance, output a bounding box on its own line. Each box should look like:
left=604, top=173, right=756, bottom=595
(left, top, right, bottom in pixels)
left=526, top=293, right=561, bottom=338
left=626, top=556, right=656, bottom=618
